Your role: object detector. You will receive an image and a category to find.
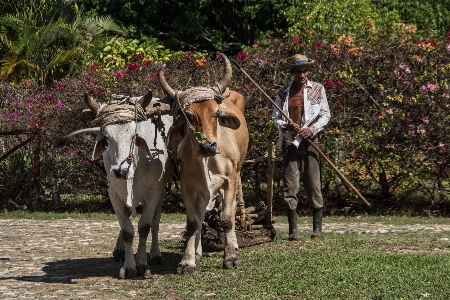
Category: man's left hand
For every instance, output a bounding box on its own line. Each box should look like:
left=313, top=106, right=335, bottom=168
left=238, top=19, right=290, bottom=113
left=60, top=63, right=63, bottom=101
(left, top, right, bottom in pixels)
left=299, top=127, right=313, bottom=139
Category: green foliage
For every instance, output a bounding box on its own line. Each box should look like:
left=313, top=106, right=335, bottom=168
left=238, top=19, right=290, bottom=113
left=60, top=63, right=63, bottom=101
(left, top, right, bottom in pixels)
left=281, top=0, right=401, bottom=44
left=84, top=0, right=292, bottom=52
left=96, top=37, right=190, bottom=68
left=372, top=0, right=450, bottom=38
left=0, top=0, right=124, bottom=85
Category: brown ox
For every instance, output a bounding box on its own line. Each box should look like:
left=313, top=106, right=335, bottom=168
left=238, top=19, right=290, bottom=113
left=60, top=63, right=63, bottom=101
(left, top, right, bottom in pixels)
left=159, top=53, right=248, bottom=274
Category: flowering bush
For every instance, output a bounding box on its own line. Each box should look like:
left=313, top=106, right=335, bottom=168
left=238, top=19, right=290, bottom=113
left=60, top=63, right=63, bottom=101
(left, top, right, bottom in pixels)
left=1, top=31, right=449, bottom=214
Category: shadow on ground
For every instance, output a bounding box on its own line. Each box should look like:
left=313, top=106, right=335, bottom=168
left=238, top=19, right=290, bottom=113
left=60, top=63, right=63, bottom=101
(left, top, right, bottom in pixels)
left=0, top=251, right=183, bottom=284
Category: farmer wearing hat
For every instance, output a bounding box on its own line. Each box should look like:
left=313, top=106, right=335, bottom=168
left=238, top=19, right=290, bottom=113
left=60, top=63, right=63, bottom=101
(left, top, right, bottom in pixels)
left=272, top=54, right=331, bottom=240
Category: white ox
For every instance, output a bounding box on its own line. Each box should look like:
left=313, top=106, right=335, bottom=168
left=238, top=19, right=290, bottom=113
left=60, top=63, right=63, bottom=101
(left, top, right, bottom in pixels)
left=159, top=53, right=249, bottom=274
left=57, top=92, right=173, bottom=279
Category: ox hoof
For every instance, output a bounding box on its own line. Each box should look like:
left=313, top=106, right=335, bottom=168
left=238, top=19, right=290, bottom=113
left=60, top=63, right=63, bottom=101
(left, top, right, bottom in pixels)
left=148, top=255, right=164, bottom=266
left=176, top=264, right=196, bottom=275
left=119, top=267, right=137, bottom=279
left=223, top=258, right=242, bottom=270
left=137, top=264, right=152, bottom=278
left=113, top=249, right=125, bottom=262
left=195, top=254, right=203, bottom=262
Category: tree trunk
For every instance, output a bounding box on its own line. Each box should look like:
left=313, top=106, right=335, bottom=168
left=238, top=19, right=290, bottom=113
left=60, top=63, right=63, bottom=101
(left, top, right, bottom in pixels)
left=49, top=168, right=60, bottom=209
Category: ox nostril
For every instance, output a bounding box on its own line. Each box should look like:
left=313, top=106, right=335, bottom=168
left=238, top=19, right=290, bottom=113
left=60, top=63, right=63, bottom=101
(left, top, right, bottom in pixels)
left=114, top=168, right=128, bottom=178
left=210, top=142, right=217, bottom=152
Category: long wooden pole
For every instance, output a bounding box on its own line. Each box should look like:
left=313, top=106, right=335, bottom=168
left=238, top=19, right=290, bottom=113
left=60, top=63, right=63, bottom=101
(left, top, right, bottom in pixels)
left=231, top=59, right=370, bottom=207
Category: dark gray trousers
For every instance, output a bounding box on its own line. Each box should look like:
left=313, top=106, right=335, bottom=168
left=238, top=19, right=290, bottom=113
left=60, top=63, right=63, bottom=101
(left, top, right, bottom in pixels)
left=282, top=136, right=323, bottom=210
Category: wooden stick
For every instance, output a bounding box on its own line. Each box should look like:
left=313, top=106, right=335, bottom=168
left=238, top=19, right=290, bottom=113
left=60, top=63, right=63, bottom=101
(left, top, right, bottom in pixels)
left=231, top=59, right=370, bottom=207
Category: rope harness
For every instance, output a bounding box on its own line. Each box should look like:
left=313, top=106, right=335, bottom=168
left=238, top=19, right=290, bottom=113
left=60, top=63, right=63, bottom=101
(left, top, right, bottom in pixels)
left=90, top=94, right=166, bottom=170
left=172, top=85, right=229, bottom=147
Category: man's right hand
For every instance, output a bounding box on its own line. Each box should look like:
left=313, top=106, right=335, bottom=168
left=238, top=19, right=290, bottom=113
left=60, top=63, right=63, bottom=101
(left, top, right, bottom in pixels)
left=286, top=122, right=301, bottom=134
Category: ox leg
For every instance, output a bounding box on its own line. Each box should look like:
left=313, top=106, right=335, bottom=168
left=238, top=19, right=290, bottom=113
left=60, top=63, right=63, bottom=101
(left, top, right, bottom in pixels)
left=135, top=186, right=164, bottom=278
left=148, top=199, right=164, bottom=266
left=113, top=230, right=125, bottom=262
left=177, top=195, right=203, bottom=275
left=221, top=177, right=241, bottom=269
left=111, top=199, right=137, bottom=279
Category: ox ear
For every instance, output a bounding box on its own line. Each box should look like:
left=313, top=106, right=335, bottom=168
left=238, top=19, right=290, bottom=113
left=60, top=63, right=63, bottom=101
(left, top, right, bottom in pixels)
left=82, top=108, right=95, bottom=124
left=218, top=110, right=241, bottom=129
left=166, top=116, right=187, bottom=152
left=135, top=135, right=151, bottom=157
left=92, top=133, right=107, bottom=160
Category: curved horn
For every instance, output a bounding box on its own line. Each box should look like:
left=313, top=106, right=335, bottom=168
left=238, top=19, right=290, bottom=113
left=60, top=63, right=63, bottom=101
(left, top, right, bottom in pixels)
left=84, top=93, right=99, bottom=112
left=158, top=64, right=177, bottom=99
left=138, top=90, right=152, bottom=109
left=216, top=53, right=232, bottom=93
left=55, top=127, right=101, bottom=148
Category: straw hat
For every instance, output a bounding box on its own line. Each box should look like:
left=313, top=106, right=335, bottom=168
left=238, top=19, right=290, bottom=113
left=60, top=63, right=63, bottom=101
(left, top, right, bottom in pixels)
left=286, top=54, right=315, bottom=69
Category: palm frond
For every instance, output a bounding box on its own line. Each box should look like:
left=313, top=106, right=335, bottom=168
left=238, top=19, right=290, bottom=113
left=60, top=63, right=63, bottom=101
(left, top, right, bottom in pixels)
left=46, top=49, right=79, bottom=70
left=0, top=14, right=24, bottom=33
left=0, top=53, right=36, bottom=80
left=84, top=15, right=125, bottom=38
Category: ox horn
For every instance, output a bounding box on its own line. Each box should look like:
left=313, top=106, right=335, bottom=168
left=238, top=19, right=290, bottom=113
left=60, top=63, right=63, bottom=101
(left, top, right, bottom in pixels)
left=138, top=90, right=152, bottom=109
left=159, top=64, right=177, bottom=99
left=216, top=53, right=232, bottom=93
left=84, top=93, right=100, bottom=112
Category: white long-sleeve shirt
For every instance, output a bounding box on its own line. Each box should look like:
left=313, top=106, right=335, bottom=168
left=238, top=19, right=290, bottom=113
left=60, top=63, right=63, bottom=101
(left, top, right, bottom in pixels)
left=272, top=79, right=331, bottom=149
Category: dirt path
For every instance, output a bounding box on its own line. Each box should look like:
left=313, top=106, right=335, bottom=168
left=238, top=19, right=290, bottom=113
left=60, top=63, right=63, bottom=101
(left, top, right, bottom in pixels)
left=1, top=219, right=449, bottom=299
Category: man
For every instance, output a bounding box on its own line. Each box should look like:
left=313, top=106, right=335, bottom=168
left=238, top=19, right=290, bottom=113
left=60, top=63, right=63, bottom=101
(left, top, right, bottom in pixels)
left=272, top=54, right=331, bottom=240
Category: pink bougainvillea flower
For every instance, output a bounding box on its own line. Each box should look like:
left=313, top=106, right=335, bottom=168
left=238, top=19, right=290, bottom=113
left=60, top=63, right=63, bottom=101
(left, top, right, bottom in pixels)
left=386, top=109, right=393, bottom=114
left=315, top=40, right=323, bottom=49
left=353, top=150, right=361, bottom=158
left=133, top=53, right=144, bottom=61
left=86, top=82, right=95, bottom=88
left=323, top=80, right=334, bottom=89
left=422, top=118, right=429, bottom=124
left=447, top=44, right=450, bottom=51
left=23, top=80, right=29, bottom=85
left=334, top=81, right=342, bottom=88
left=408, top=130, right=415, bottom=136
left=116, top=71, right=127, bottom=78
left=335, top=98, right=345, bottom=103
left=384, top=144, right=390, bottom=148
left=53, top=100, right=65, bottom=109
left=127, top=63, right=140, bottom=70
left=438, top=142, right=445, bottom=148
left=427, top=83, right=437, bottom=90
left=419, top=129, right=426, bottom=134
left=375, top=111, right=382, bottom=116
left=291, top=36, right=302, bottom=45
left=143, top=60, right=152, bottom=67
left=243, top=85, right=250, bottom=91
left=237, top=51, right=249, bottom=61
left=397, top=76, right=402, bottom=80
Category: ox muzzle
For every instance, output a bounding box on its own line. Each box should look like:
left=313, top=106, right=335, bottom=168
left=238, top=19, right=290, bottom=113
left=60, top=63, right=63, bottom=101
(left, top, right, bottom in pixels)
left=199, top=141, right=218, bottom=157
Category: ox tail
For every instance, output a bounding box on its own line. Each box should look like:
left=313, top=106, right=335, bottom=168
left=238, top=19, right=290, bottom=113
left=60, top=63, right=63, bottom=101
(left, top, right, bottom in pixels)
left=55, top=127, right=100, bottom=148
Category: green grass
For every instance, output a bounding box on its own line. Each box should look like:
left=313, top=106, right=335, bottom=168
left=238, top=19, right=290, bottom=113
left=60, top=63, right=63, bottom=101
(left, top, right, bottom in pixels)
left=1, top=211, right=450, bottom=298
left=147, top=230, right=450, bottom=300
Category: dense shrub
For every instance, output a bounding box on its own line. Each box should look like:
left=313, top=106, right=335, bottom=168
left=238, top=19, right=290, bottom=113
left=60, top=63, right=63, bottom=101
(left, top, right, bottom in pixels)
left=1, top=30, right=449, bottom=214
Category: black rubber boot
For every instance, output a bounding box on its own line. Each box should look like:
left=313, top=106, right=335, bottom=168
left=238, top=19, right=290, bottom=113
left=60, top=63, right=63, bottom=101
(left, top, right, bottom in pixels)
left=311, top=207, right=323, bottom=239
left=287, top=209, right=299, bottom=241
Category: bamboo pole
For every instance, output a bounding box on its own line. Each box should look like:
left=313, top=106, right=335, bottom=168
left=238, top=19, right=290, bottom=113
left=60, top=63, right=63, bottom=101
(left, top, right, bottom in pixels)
left=266, top=140, right=274, bottom=226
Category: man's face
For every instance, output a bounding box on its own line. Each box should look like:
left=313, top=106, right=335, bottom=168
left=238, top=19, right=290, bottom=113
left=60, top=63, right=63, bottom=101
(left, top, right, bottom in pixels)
left=291, top=66, right=309, bottom=85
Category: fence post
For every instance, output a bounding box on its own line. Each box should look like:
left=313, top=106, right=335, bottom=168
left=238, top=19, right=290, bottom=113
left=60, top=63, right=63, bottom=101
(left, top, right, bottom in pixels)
left=33, top=137, right=41, bottom=210
left=266, top=140, right=275, bottom=227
